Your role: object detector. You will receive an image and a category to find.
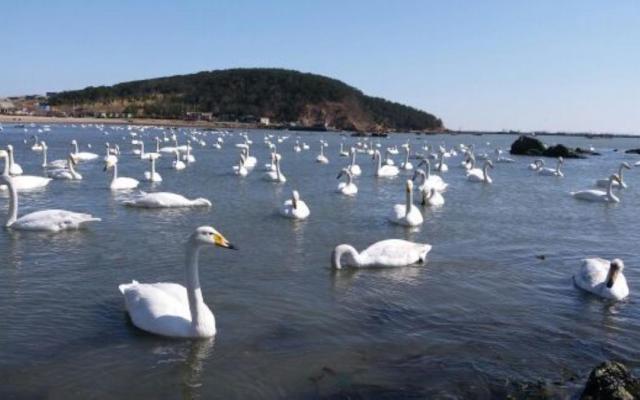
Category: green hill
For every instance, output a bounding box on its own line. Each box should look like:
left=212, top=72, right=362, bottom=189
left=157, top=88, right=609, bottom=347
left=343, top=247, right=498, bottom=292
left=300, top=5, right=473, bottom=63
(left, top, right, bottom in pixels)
left=48, top=68, right=443, bottom=132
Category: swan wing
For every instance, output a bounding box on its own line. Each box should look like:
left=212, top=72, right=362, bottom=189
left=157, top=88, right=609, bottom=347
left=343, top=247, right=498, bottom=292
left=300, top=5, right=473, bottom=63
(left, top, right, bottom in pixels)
left=362, top=239, right=432, bottom=267
left=124, top=192, right=191, bottom=208
left=119, top=281, right=195, bottom=337
left=13, top=209, right=100, bottom=232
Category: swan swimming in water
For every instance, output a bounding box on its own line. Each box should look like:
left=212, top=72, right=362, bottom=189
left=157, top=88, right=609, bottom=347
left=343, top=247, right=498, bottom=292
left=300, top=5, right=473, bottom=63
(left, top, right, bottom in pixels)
left=263, top=155, right=286, bottom=183
left=71, top=140, right=98, bottom=161
left=347, top=148, right=361, bottom=176
left=467, top=160, right=494, bottom=183
left=538, top=157, right=564, bottom=177
left=595, top=162, right=631, bottom=189
left=316, top=141, right=329, bottom=164
left=494, top=149, right=515, bottom=163
left=574, top=258, right=629, bottom=301
left=6, top=145, right=23, bottom=175
left=172, top=150, right=186, bottom=170
left=420, top=187, right=444, bottom=207
left=339, top=142, right=349, bottom=157
left=388, top=180, right=423, bottom=227
left=571, top=174, right=621, bottom=203
left=528, top=159, right=544, bottom=171
left=399, top=146, right=413, bottom=170
left=0, top=174, right=100, bottom=232
left=435, top=151, right=448, bottom=172
left=122, top=191, right=212, bottom=208
left=0, top=149, right=51, bottom=191
left=373, top=150, right=400, bottom=177
left=46, top=155, right=82, bottom=180
left=331, top=239, right=431, bottom=269
left=414, top=159, right=447, bottom=192
left=104, top=158, right=140, bottom=190
left=144, top=154, right=162, bottom=182
left=336, top=168, right=358, bottom=196
left=41, top=141, right=68, bottom=169
left=119, top=226, right=236, bottom=338
left=279, top=190, right=310, bottom=220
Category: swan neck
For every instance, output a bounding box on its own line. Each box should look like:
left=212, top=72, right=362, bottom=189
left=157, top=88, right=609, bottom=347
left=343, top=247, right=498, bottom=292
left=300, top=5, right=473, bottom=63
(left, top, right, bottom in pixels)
left=483, top=164, right=490, bottom=181
left=42, top=147, right=47, bottom=167
left=332, top=245, right=360, bottom=269
left=73, top=142, right=79, bottom=154
left=618, top=165, right=625, bottom=182
left=185, top=243, right=206, bottom=328
left=406, top=186, right=413, bottom=215
left=112, top=163, right=118, bottom=180
left=2, top=176, right=17, bottom=227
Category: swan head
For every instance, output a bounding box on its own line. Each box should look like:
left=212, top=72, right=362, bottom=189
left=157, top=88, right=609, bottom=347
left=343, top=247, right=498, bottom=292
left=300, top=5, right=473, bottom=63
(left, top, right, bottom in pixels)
left=191, top=226, right=236, bottom=250
left=406, top=180, right=414, bottom=193
left=71, top=139, right=77, bottom=145
left=558, top=157, right=564, bottom=164
left=607, top=259, right=625, bottom=288
left=6, top=144, right=13, bottom=153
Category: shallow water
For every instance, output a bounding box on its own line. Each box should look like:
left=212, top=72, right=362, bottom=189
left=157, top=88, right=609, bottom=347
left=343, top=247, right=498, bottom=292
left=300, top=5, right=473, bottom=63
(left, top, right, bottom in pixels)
left=0, top=124, right=638, bottom=399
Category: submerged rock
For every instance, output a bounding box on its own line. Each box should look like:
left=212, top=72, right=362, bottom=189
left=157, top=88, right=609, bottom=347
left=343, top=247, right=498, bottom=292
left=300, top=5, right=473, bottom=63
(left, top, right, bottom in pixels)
left=625, top=148, right=640, bottom=155
left=509, top=135, right=585, bottom=158
left=581, top=361, right=640, bottom=400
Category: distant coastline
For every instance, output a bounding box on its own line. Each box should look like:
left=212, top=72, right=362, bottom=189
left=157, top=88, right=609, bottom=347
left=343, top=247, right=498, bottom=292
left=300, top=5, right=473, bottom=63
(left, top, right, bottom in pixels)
left=1, top=114, right=637, bottom=138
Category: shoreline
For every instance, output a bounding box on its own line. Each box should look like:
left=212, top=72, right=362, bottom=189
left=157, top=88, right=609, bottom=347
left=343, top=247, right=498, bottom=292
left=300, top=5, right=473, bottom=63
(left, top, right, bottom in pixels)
left=1, top=114, right=638, bottom=138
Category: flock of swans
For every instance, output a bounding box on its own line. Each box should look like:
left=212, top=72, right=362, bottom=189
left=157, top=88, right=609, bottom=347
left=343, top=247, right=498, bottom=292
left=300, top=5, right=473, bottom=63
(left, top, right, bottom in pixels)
left=0, top=124, right=633, bottom=338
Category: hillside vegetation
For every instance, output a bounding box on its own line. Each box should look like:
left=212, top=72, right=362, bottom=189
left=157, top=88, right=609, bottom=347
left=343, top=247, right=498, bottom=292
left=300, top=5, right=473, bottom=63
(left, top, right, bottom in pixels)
left=48, top=68, right=443, bottom=132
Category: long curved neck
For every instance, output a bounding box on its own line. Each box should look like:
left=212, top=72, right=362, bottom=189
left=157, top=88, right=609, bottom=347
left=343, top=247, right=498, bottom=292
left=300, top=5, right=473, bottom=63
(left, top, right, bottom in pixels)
left=483, top=164, right=490, bottom=181
left=275, top=158, right=281, bottom=179
left=139, top=141, right=145, bottom=157
left=151, top=158, right=156, bottom=175
left=332, top=245, right=360, bottom=269
left=418, top=170, right=426, bottom=185
left=405, top=149, right=409, bottom=163
left=156, top=139, right=160, bottom=153
left=425, top=161, right=431, bottom=179
left=405, top=186, right=413, bottom=215
left=555, top=160, right=561, bottom=173
left=68, top=158, right=77, bottom=174
left=2, top=176, right=18, bottom=227
left=73, top=142, right=79, bottom=154
left=185, top=243, right=207, bottom=329
left=376, top=153, right=382, bottom=172
left=607, top=178, right=617, bottom=200
left=351, top=151, right=356, bottom=166
left=320, top=145, right=324, bottom=156
left=7, top=150, right=14, bottom=169
left=618, top=165, right=626, bottom=182
left=347, top=171, right=353, bottom=185
left=112, top=163, right=119, bottom=181
left=42, top=147, right=47, bottom=167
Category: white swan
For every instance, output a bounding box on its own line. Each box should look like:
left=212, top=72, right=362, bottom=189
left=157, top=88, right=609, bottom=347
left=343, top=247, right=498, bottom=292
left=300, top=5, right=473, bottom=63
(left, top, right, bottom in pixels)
left=388, top=180, right=423, bottom=227
left=119, top=226, right=236, bottom=338
left=574, top=258, right=629, bottom=301
left=71, top=140, right=98, bottom=161
left=528, top=159, right=544, bottom=171
left=460, top=152, right=475, bottom=170
left=495, top=149, right=515, bottom=163
left=183, top=141, right=196, bottom=163
left=538, top=157, right=564, bottom=177
left=233, top=153, right=249, bottom=177
left=336, top=168, right=358, bottom=196
left=47, top=155, right=82, bottom=180
left=421, top=187, right=444, bottom=207
left=399, top=146, right=413, bottom=170
left=122, top=191, right=212, bottom=208
left=435, top=151, right=448, bottom=172
left=339, top=142, right=349, bottom=157
left=596, top=162, right=631, bottom=189
left=0, top=149, right=51, bottom=190
left=103, top=142, right=118, bottom=164
left=383, top=149, right=395, bottom=166
left=238, top=145, right=256, bottom=168
left=414, top=159, right=447, bottom=192
left=172, top=150, right=186, bottom=170
left=316, top=142, right=329, bottom=164
left=0, top=174, right=100, bottom=232
left=263, top=156, right=286, bottom=183
left=347, top=148, right=361, bottom=176
left=280, top=190, right=310, bottom=220
left=571, top=174, right=621, bottom=203
left=159, top=136, right=178, bottom=154
left=467, top=160, right=494, bottom=183
left=373, top=150, right=399, bottom=177
left=104, top=158, right=139, bottom=190
left=144, top=154, right=162, bottom=182
left=331, top=239, right=431, bottom=269
left=6, top=145, right=23, bottom=175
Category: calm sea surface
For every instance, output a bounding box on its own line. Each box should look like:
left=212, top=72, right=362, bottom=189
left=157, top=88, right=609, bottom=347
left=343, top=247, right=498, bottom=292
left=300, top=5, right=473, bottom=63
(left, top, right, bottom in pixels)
left=0, top=124, right=638, bottom=399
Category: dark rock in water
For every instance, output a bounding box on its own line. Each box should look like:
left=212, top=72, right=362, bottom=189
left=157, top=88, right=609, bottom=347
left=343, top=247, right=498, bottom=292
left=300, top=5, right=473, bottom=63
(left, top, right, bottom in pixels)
left=510, top=135, right=585, bottom=158
left=511, top=135, right=547, bottom=156
left=625, top=148, right=640, bottom=154
left=576, top=147, right=601, bottom=156
left=581, top=361, right=640, bottom=400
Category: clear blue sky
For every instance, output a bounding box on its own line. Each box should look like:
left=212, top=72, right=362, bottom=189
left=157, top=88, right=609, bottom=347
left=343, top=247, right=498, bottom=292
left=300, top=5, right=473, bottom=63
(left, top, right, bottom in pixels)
left=2, top=0, right=638, bottom=133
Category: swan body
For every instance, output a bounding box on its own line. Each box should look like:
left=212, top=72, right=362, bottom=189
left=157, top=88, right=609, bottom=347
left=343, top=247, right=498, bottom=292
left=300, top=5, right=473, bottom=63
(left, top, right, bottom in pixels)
left=0, top=174, right=100, bottom=232
left=596, top=163, right=631, bottom=189
left=538, top=157, right=564, bottom=177
left=414, top=160, right=448, bottom=192
left=316, top=143, right=329, bottom=164
left=331, top=239, right=431, bottom=269
left=0, top=150, right=51, bottom=190
left=388, top=180, right=423, bottom=227
left=574, top=258, right=629, bottom=301
left=119, top=226, right=236, bottom=338
left=373, top=150, right=399, bottom=177
left=336, top=168, right=358, bottom=196
left=571, top=174, right=621, bottom=203
left=172, top=150, right=186, bottom=170
left=280, top=190, right=310, bottom=219
left=123, top=191, right=212, bottom=208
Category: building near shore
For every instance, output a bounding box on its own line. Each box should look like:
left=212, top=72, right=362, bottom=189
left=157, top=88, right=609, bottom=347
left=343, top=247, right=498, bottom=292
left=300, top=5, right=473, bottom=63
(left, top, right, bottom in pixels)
left=0, top=99, right=16, bottom=113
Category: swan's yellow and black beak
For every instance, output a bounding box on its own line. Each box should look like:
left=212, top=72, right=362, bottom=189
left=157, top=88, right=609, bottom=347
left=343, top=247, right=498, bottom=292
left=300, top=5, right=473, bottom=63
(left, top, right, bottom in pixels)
left=214, top=232, right=237, bottom=250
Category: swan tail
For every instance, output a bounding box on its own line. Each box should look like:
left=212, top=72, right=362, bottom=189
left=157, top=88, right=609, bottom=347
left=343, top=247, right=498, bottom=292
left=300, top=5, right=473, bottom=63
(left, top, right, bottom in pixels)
left=118, top=280, right=139, bottom=294
left=419, top=244, right=433, bottom=263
